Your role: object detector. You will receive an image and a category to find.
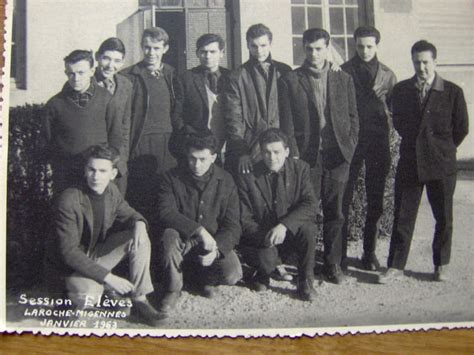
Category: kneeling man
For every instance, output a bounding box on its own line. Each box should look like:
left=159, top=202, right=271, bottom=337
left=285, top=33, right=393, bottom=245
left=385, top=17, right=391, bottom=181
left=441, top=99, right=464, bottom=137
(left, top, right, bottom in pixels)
left=43, top=145, right=162, bottom=326
left=236, top=129, right=318, bottom=301
left=156, top=132, right=242, bottom=317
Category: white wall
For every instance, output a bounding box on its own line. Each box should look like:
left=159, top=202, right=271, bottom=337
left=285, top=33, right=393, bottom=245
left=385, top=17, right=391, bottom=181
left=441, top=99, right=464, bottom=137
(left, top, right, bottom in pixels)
left=10, top=0, right=138, bottom=107
left=237, top=0, right=293, bottom=66
left=374, top=0, right=474, bottom=160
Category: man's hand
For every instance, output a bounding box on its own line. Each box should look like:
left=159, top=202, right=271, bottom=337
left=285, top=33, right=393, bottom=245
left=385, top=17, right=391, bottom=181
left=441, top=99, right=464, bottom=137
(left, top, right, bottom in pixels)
left=196, top=227, right=217, bottom=252
left=130, top=220, right=148, bottom=252
left=199, top=249, right=218, bottom=267
left=264, top=224, right=288, bottom=247
left=330, top=62, right=342, bottom=72
left=238, top=155, right=253, bottom=174
left=104, top=273, right=135, bottom=295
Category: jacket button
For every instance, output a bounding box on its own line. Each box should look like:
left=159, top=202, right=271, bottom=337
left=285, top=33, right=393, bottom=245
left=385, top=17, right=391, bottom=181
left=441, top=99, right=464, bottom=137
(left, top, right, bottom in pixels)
left=200, top=200, right=204, bottom=205
left=199, top=214, right=203, bottom=219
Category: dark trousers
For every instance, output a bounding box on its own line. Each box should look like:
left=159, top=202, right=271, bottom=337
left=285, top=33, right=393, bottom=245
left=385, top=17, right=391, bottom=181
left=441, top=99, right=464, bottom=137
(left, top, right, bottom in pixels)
left=387, top=174, right=456, bottom=270
left=158, top=228, right=242, bottom=292
left=310, top=157, right=350, bottom=266
left=342, top=135, right=391, bottom=259
left=240, top=223, right=317, bottom=281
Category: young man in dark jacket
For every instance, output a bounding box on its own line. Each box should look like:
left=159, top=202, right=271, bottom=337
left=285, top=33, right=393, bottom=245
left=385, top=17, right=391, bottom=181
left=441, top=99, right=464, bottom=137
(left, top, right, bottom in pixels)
left=43, top=145, right=163, bottom=326
left=94, top=37, right=134, bottom=195
left=121, top=27, right=179, bottom=218
left=279, top=28, right=359, bottom=284
left=155, top=132, right=242, bottom=318
left=236, top=129, right=318, bottom=301
left=42, top=50, right=122, bottom=194
left=224, top=24, right=292, bottom=175
left=340, top=26, right=397, bottom=271
left=172, top=33, right=230, bottom=164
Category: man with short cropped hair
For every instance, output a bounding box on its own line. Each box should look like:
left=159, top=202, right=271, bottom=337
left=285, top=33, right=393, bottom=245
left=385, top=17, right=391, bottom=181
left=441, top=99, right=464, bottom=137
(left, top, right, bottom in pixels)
left=43, top=145, right=163, bottom=326
left=279, top=28, right=359, bottom=285
left=42, top=50, right=122, bottom=194
left=121, top=27, right=179, bottom=218
left=224, top=24, right=292, bottom=175
left=155, top=132, right=242, bottom=318
left=379, top=40, right=469, bottom=283
left=172, top=33, right=230, bottom=163
left=94, top=37, right=133, bottom=194
left=236, top=128, right=318, bottom=301
left=340, top=26, right=397, bottom=271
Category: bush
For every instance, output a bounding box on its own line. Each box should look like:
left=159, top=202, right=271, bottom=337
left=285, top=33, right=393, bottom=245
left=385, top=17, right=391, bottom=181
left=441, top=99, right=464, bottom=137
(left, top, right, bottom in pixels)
left=7, top=104, right=52, bottom=292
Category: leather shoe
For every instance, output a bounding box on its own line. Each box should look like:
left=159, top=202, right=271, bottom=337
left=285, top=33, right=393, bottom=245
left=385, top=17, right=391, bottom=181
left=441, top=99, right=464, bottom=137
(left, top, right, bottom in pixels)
left=378, top=268, right=404, bottom=284
left=271, top=265, right=293, bottom=281
left=157, top=291, right=181, bottom=315
left=324, top=264, right=345, bottom=284
left=201, top=285, right=217, bottom=299
left=133, top=299, right=167, bottom=326
left=361, top=254, right=380, bottom=271
left=433, top=266, right=447, bottom=282
left=249, top=273, right=270, bottom=292
left=297, top=278, right=317, bottom=302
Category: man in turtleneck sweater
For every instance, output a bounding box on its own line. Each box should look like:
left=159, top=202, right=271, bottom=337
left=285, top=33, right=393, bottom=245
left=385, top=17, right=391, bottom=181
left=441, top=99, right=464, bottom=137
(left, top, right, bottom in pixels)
left=279, top=28, right=359, bottom=285
left=340, top=26, right=397, bottom=272
left=155, top=132, right=242, bottom=318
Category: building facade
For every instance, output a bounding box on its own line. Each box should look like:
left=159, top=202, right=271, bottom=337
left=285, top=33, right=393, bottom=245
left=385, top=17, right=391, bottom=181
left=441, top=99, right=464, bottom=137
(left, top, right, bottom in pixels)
left=8, top=0, right=473, bottom=158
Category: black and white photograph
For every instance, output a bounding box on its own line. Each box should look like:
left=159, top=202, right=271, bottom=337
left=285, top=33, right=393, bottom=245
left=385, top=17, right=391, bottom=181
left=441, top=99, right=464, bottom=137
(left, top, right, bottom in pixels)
left=0, top=0, right=473, bottom=337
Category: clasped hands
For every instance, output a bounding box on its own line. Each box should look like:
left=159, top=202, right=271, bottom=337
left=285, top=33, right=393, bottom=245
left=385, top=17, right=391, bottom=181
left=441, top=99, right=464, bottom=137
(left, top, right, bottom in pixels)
left=196, top=227, right=219, bottom=267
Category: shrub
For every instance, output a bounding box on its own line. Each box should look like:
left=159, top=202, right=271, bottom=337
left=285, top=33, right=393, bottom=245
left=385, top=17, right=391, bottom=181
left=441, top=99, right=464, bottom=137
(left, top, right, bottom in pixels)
left=7, top=104, right=52, bottom=292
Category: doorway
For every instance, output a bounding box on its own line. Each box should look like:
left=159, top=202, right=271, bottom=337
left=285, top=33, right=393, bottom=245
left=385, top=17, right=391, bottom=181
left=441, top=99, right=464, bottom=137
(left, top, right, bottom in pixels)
left=156, top=11, right=186, bottom=74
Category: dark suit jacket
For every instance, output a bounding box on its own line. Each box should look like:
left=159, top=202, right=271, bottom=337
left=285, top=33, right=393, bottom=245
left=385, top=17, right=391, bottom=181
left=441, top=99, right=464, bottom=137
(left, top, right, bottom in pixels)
left=342, top=57, right=397, bottom=137
left=174, top=66, right=231, bottom=134
left=156, top=165, right=241, bottom=255
left=224, top=59, right=292, bottom=159
left=236, top=159, right=317, bottom=248
left=392, top=74, right=469, bottom=184
left=44, top=183, right=146, bottom=284
left=120, top=62, right=179, bottom=156
left=279, top=65, right=359, bottom=167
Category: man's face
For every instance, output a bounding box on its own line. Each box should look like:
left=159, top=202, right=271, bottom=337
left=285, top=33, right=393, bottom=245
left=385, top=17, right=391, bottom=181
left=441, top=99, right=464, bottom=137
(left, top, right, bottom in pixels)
left=412, top=50, right=436, bottom=81
left=187, top=148, right=217, bottom=177
left=262, top=141, right=289, bottom=173
left=142, top=37, right=169, bottom=66
left=65, top=60, right=94, bottom=93
left=84, top=158, right=117, bottom=195
left=355, top=36, right=378, bottom=62
left=247, top=35, right=272, bottom=63
left=96, top=50, right=125, bottom=79
left=304, top=38, right=329, bottom=68
left=197, top=42, right=224, bottom=72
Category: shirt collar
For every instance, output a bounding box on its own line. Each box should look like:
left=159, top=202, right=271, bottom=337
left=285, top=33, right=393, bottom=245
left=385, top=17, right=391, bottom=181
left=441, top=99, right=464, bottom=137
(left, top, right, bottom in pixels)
left=250, top=53, right=273, bottom=67
left=416, top=73, right=436, bottom=87
left=65, top=80, right=95, bottom=97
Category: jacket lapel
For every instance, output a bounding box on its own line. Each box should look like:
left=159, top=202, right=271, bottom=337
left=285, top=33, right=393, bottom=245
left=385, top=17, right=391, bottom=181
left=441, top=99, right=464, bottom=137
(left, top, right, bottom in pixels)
left=254, top=172, right=272, bottom=211
left=298, top=70, right=316, bottom=108
left=81, top=193, right=94, bottom=252
left=193, top=70, right=209, bottom=109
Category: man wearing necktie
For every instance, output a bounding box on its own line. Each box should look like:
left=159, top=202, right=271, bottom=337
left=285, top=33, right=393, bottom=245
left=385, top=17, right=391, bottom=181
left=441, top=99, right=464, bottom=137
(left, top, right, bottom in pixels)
left=172, top=33, right=230, bottom=164
left=224, top=23, right=292, bottom=175
left=379, top=40, right=469, bottom=284
left=121, top=27, right=179, bottom=220
left=94, top=38, right=134, bottom=195
left=236, top=129, right=318, bottom=301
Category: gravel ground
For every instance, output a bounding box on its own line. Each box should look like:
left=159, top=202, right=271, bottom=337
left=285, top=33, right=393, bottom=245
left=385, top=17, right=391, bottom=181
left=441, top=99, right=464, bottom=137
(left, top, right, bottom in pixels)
left=6, top=179, right=474, bottom=334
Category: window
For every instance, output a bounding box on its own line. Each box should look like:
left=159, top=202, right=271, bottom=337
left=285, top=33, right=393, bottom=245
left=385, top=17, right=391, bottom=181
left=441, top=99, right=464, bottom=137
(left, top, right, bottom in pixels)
left=291, top=0, right=365, bottom=66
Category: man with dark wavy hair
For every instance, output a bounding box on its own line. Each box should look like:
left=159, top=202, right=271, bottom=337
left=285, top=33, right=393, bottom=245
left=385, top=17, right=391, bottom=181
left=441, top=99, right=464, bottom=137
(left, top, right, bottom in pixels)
left=341, top=26, right=397, bottom=272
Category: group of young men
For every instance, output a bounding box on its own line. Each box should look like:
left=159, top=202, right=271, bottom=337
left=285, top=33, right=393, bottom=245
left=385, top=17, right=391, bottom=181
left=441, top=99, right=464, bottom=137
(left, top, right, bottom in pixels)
left=41, top=23, right=469, bottom=326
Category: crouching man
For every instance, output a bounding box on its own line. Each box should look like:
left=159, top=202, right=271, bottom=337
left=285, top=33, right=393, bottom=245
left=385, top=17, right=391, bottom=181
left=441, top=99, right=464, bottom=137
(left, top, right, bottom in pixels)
left=43, top=145, right=163, bottom=326
left=155, top=132, right=242, bottom=317
left=236, top=129, right=318, bottom=301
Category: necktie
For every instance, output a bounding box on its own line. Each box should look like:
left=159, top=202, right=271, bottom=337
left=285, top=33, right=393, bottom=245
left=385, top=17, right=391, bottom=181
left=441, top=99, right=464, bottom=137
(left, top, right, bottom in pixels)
left=207, top=72, right=218, bottom=94
left=259, top=62, right=271, bottom=82
left=104, top=78, right=116, bottom=95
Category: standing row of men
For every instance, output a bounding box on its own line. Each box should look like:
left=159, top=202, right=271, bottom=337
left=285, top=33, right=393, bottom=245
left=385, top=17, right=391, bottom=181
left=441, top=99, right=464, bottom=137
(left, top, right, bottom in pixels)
left=42, top=23, right=469, bottom=326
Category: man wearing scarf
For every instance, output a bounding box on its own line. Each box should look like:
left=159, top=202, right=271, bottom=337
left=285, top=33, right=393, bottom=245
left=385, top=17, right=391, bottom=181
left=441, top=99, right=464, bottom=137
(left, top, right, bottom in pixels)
left=279, top=28, right=359, bottom=285
left=340, top=26, right=397, bottom=272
